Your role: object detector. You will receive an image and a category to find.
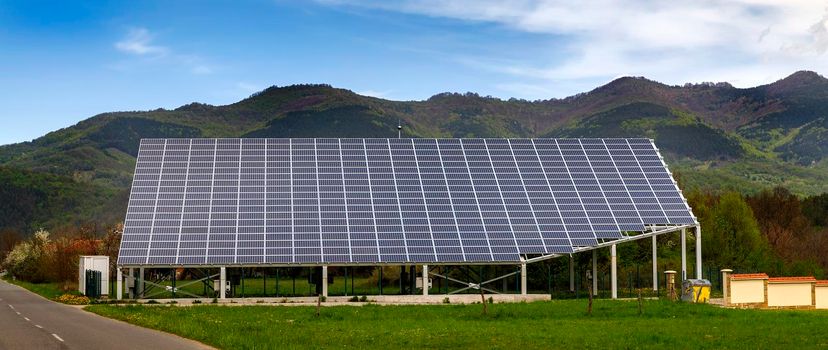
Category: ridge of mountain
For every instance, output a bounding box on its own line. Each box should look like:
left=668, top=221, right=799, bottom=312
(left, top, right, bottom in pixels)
left=1, top=71, right=827, bottom=232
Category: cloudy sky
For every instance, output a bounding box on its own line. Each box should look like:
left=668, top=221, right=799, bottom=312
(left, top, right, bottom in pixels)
left=2, top=0, right=827, bottom=145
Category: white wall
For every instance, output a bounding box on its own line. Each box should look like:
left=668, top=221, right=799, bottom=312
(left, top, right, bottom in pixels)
left=816, top=287, right=828, bottom=310
left=767, top=283, right=811, bottom=307
left=730, top=279, right=765, bottom=304
left=78, top=256, right=109, bottom=296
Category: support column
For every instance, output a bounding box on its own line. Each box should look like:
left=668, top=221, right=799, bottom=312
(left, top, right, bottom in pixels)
left=695, top=226, right=702, bottom=279
left=138, top=267, right=145, bottom=298
left=128, top=268, right=134, bottom=299
left=721, top=269, right=733, bottom=306
left=219, top=267, right=226, bottom=299
left=611, top=244, right=617, bottom=299
left=569, top=255, right=575, bottom=292
left=592, top=250, right=598, bottom=296
left=116, top=267, right=123, bottom=300
left=520, top=263, right=527, bottom=295
left=681, top=228, right=687, bottom=281
left=422, top=265, right=428, bottom=296
left=652, top=235, right=658, bottom=292
left=321, top=266, right=328, bottom=297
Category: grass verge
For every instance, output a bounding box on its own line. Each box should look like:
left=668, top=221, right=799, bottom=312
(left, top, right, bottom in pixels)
left=1, top=275, right=75, bottom=300
left=85, top=299, right=828, bottom=349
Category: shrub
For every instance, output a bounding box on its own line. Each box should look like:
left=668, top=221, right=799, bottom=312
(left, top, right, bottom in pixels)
left=443, top=297, right=450, bottom=304
left=359, top=295, right=367, bottom=302
left=348, top=296, right=359, bottom=302
left=192, top=299, right=202, bottom=304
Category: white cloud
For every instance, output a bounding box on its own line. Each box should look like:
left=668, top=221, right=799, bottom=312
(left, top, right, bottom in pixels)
left=356, top=89, right=393, bottom=98
left=320, top=1, right=828, bottom=93
left=115, top=28, right=167, bottom=55
left=114, top=28, right=214, bottom=75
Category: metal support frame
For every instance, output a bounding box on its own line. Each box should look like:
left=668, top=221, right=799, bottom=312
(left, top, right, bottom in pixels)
left=113, top=224, right=700, bottom=300
left=611, top=244, right=617, bottom=299
left=430, top=270, right=519, bottom=295
left=139, top=272, right=220, bottom=299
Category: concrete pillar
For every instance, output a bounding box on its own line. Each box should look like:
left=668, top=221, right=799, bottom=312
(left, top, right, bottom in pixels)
left=652, top=235, right=658, bottom=292
left=116, top=267, right=123, bottom=300
left=520, top=263, right=527, bottom=295
left=321, top=266, right=328, bottom=297
left=721, top=269, right=733, bottom=306
left=128, top=268, right=134, bottom=299
left=422, top=265, right=428, bottom=296
left=611, top=244, right=617, bottom=299
left=138, top=267, right=145, bottom=298
left=681, top=228, right=687, bottom=281
left=665, top=270, right=676, bottom=300
left=592, top=250, right=598, bottom=296
left=219, top=267, right=226, bottom=299
left=569, top=255, right=575, bottom=292
left=695, top=226, right=702, bottom=279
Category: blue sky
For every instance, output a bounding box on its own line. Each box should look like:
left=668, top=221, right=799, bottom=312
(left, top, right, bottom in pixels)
left=2, top=1, right=827, bottom=145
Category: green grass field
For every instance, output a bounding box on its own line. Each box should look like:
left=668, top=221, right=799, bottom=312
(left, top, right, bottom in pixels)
left=85, top=299, right=828, bottom=349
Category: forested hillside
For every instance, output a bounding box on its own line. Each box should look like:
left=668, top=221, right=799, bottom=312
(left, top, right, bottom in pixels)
left=2, top=72, right=828, bottom=233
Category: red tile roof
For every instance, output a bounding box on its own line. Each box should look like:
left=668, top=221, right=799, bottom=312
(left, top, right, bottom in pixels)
left=731, top=273, right=768, bottom=280
left=768, top=276, right=816, bottom=283
left=815, top=280, right=828, bottom=286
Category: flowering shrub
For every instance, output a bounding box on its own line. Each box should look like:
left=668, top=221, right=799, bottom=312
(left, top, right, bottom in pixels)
left=56, top=294, right=90, bottom=305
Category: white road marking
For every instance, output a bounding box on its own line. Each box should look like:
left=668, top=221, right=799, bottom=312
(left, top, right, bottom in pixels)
left=35, top=324, right=43, bottom=329
left=23, top=317, right=29, bottom=321
left=15, top=311, right=20, bottom=315
left=8, top=305, right=13, bottom=309
left=52, top=334, right=64, bottom=342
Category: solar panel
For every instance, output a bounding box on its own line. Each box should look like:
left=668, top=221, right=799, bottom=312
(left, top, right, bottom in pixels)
left=118, top=138, right=696, bottom=266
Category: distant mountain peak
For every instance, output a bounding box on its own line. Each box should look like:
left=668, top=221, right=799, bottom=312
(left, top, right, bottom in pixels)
left=777, top=70, right=826, bottom=85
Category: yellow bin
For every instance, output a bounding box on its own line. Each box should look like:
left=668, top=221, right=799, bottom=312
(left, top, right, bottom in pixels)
left=681, top=279, right=711, bottom=303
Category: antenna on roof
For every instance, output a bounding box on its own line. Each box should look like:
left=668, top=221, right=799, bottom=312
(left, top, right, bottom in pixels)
left=397, top=119, right=402, bottom=138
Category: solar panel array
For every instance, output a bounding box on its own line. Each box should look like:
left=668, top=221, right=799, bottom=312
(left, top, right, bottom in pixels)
left=118, top=138, right=695, bottom=266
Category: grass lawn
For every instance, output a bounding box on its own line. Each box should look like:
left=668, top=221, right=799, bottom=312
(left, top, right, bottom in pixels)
left=85, top=299, right=828, bottom=349
left=1, top=276, right=76, bottom=300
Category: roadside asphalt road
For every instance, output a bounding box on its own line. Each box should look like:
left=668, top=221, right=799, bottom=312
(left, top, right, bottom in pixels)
left=0, top=279, right=212, bottom=350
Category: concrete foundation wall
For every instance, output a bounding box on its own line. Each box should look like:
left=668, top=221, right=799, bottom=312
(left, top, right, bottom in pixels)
left=767, top=283, right=812, bottom=307
left=731, top=280, right=765, bottom=304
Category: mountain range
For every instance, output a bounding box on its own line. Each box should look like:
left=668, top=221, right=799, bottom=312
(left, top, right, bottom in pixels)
left=2, top=71, right=828, bottom=232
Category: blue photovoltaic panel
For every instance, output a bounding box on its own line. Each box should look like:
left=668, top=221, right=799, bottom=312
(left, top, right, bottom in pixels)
left=117, top=138, right=696, bottom=266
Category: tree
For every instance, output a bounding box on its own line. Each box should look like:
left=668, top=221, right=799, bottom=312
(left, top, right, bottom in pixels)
left=700, top=192, right=774, bottom=272
left=747, top=187, right=810, bottom=261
